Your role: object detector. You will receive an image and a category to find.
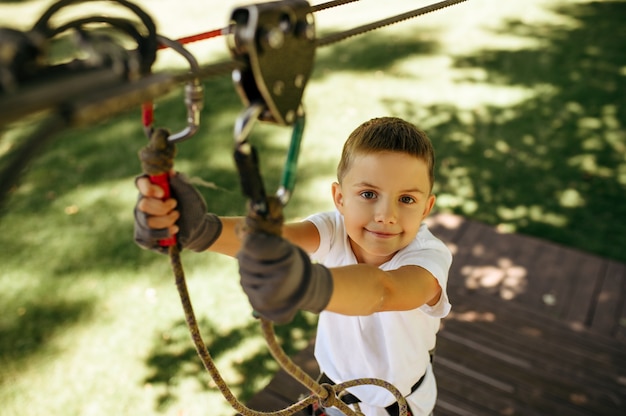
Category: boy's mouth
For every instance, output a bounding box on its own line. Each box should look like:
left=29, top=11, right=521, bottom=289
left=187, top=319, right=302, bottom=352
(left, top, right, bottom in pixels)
left=366, top=229, right=399, bottom=239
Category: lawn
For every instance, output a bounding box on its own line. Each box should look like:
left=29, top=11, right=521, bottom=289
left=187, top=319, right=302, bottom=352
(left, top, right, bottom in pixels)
left=0, top=0, right=624, bottom=415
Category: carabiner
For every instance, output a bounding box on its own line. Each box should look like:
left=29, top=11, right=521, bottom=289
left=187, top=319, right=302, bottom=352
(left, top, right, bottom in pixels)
left=233, top=102, right=269, bottom=216
left=142, top=35, right=203, bottom=143
left=233, top=102, right=306, bottom=216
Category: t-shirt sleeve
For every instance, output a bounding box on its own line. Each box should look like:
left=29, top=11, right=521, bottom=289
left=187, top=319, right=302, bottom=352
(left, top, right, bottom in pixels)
left=304, top=211, right=335, bottom=261
left=390, top=232, right=453, bottom=318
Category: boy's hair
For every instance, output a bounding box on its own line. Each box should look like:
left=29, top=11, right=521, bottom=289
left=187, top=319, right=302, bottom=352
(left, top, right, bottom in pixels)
left=337, top=117, right=435, bottom=192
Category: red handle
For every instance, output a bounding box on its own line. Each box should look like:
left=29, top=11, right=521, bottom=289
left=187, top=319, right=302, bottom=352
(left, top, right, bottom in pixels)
left=149, top=173, right=177, bottom=247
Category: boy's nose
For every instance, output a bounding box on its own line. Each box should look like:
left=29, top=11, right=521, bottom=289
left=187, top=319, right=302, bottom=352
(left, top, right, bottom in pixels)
left=374, top=200, right=397, bottom=224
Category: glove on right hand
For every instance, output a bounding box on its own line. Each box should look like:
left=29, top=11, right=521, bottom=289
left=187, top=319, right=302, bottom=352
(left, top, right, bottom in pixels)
left=237, top=232, right=333, bottom=324
left=134, top=173, right=222, bottom=254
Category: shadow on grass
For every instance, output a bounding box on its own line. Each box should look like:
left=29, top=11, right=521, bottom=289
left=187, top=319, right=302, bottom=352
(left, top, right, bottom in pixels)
left=0, top=297, right=94, bottom=385
left=144, top=312, right=316, bottom=410
left=387, top=1, right=626, bottom=263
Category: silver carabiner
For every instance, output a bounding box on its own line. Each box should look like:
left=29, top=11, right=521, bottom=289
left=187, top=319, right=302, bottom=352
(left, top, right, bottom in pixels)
left=234, top=101, right=265, bottom=146
left=143, top=35, right=204, bottom=143
left=167, top=79, right=203, bottom=142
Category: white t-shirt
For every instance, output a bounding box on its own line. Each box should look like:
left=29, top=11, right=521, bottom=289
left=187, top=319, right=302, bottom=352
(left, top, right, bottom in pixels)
left=306, top=210, right=452, bottom=416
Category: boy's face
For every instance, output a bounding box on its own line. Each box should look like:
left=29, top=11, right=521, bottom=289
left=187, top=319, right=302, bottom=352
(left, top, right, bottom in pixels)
left=332, top=151, right=435, bottom=266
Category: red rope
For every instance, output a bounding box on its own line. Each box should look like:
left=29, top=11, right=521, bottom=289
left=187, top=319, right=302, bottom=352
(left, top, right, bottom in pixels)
left=141, top=101, right=154, bottom=128
left=157, top=27, right=227, bottom=50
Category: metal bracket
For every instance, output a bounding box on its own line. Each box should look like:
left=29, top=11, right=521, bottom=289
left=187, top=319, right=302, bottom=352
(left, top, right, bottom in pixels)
left=229, top=0, right=316, bottom=126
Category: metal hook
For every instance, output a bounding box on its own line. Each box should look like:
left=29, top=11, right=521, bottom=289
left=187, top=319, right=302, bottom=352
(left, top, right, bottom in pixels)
left=142, top=35, right=204, bottom=143
left=233, top=102, right=305, bottom=216
left=234, top=101, right=265, bottom=146
left=233, top=102, right=269, bottom=216
left=167, top=78, right=203, bottom=142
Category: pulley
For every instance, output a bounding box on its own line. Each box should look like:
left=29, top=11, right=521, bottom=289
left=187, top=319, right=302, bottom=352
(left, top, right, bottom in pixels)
left=229, top=0, right=316, bottom=126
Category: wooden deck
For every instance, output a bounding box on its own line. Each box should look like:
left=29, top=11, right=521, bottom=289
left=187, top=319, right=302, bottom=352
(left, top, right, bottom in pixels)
left=242, top=213, right=626, bottom=415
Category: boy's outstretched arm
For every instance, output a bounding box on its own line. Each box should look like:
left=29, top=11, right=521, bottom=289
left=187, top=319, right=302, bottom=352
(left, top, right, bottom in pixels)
left=326, top=264, right=442, bottom=316
left=134, top=173, right=320, bottom=257
left=238, top=230, right=442, bottom=323
left=133, top=173, right=441, bottom=321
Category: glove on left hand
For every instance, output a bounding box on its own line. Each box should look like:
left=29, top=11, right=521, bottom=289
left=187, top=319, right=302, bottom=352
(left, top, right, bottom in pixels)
left=134, top=173, right=222, bottom=254
left=237, top=232, right=333, bottom=324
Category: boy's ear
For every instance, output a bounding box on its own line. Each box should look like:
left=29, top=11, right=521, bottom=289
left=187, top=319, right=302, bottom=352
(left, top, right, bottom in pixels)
left=423, top=194, right=436, bottom=218
left=331, top=182, right=344, bottom=210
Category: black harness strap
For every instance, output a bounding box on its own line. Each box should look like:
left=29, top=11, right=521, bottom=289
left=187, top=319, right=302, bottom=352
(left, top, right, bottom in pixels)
left=317, top=370, right=427, bottom=416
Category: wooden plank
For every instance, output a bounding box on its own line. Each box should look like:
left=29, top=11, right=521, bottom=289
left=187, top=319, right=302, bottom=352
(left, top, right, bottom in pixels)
left=492, top=231, right=541, bottom=304
left=591, top=260, right=626, bottom=336
left=433, top=355, right=597, bottom=416
left=515, top=239, right=569, bottom=317
left=561, top=251, right=605, bottom=325
left=439, top=319, right=626, bottom=398
left=435, top=333, right=623, bottom=416
left=442, top=216, right=617, bottom=338
left=436, top=294, right=626, bottom=415
left=617, top=296, right=626, bottom=343
left=445, top=293, right=626, bottom=364
left=447, top=220, right=519, bottom=296
left=434, top=356, right=541, bottom=416
left=244, top=388, right=294, bottom=413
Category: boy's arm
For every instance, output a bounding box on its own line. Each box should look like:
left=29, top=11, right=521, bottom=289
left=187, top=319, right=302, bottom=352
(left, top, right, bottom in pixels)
left=135, top=175, right=320, bottom=256
left=238, top=231, right=442, bottom=323
left=208, top=218, right=319, bottom=257
left=326, top=264, right=442, bottom=316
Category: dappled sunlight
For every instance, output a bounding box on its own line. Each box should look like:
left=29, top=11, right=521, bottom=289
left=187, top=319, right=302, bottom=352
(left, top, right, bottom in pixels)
left=415, top=1, right=626, bottom=261
left=461, top=258, right=528, bottom=300
left=424, top=212, right=465, bottom=254
left=495, top=204, right=569, bottom=229
left=446, top=309, right=496, bottom=323
left=427, top=212, right=465, bottom=230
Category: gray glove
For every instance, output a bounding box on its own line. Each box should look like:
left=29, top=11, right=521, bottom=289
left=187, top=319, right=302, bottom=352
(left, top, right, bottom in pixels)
left=237, top=232, right=333, bottom=324
left=134, top=173, right=222, bottom=254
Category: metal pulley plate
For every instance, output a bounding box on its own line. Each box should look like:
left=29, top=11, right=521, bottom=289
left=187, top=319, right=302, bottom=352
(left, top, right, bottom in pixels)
left=229, top=0, right=315, bottom=125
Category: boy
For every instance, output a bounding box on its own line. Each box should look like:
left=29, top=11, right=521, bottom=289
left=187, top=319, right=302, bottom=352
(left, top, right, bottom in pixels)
left=134, top=117, right=452, bottom=416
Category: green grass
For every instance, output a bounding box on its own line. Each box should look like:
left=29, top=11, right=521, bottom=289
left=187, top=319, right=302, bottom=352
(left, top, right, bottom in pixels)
left=1, top=0, right=625, bottom=415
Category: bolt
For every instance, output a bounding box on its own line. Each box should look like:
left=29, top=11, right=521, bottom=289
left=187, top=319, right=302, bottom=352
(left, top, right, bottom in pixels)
left=273, top=80, right=285, bottom=96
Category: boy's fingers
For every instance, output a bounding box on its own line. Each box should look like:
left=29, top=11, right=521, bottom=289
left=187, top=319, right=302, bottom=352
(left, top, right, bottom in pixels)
left=146, top=210, right=180, bottom=230
left=136, top=176, right=165, bottom=198
left=137, top=196, right=177, bottom=216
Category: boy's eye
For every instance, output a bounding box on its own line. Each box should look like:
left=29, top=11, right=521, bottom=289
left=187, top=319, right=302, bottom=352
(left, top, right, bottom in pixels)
left=360, top=191, right=376, bottom=199
left=400, top=196, right=416, bottom=204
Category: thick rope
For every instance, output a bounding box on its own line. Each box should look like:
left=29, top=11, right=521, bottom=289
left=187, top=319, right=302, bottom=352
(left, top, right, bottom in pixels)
left=170, top=243, right=317, bottom=416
